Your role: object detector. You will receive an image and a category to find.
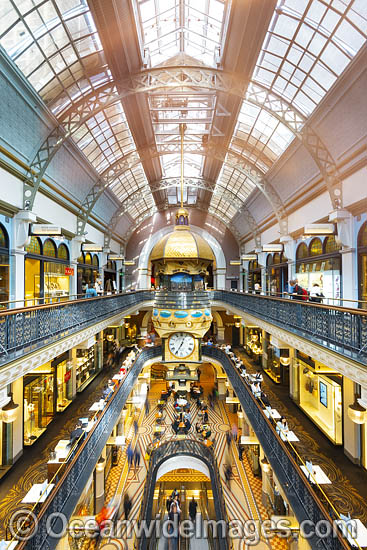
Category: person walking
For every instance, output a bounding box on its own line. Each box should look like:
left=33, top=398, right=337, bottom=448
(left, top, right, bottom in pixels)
left=231, top=423, right=238, bottom=442
left=127, top=443, right=134, bottom=467
left=134, top=448, right=141, bottom=469
left=189, top=497, right=198, bottom=523
left=145, top=398, right=150, bottom=416
left=134, top=419, right=138, bottom=436
left=123, top=493, right=132, bottom=520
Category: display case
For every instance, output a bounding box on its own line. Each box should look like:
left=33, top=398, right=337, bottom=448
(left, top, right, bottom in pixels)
left=76, top=345, right=99, bottom=392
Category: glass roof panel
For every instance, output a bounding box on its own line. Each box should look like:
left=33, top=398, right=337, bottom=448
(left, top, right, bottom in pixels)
left=109, top=165, right=151, bottom=206
left=162, top=154, right=203, bottom=178
left=229, top=99, right=294, bottom=170
left=209, top=195, right=237, bottom=224
left=135, top=0, right=229, bottom=67
left=0, top=0, right=106, bottom=110
left=253, top=0, right=367, bottom=115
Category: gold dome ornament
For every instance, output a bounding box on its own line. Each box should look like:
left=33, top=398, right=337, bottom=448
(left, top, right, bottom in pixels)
left=150, top=223, right=214, bottom=261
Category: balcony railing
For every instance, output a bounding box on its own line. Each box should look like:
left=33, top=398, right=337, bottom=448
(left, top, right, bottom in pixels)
left=0, top=290, right=154, bottom=366
left=203, top=345, right=352, bottom=550
left=138, top=437, right=229, bottom=550
left=11, top=346, right=161, bottom=550
left=211, top=290, right=367, bottom=365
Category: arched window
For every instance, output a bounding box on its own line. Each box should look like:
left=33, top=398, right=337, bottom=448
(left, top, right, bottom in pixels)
left=43, top=239, right=57, bottom=257
left=358, top=223, right=367, bottom=248
left=77, top=253, right=84, bottom=264
left=266, top=254, right=273, bottom=266
left=309, top=238, right=322, bottom=257
left=58, top=243, right=69, bottom=260
left=249, top=260, right=259, bottom=270
left=324, top=235, right=341, bottom=254
left=296, top=242, right=308, bottom=260
left=0, top=225, right=8, bottom=249
left=273, top=253, right=281, bottom=264
left=85, top=253, right=92, bottom=265
left=92, top=254, right=99, bottom=267
left=26, top=236, right=42, bottom=255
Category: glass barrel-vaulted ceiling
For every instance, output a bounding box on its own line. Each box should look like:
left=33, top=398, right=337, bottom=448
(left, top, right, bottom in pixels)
left=0, top=0, right=366, bottom=238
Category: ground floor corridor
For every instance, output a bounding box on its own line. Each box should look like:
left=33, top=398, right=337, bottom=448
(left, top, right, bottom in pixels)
left=96, top=363, right=288, bottom=550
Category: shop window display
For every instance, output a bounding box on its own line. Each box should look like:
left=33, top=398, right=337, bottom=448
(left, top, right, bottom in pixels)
left=24, top=365, right=54, bottom=445
left=76, top=342, right=101, bottom=392
left=295, top=239, right=341, bottom=304
left=56, top=360, right=73, bottom=412
left=44, top=261, right=70, bottom=301
left=297, top=353, right=342, bottom=445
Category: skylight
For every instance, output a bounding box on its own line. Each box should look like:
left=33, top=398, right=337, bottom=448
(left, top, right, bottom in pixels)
left=253, top=0, right=367, bottom=115
left=135, top=0, right=229, bottom=66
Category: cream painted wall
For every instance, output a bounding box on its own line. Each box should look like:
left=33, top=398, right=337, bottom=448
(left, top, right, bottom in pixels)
left=343, top=167, right=367, bottom=207
left=343, top=377, right=360, bottom=464
left=0, top=167, right=23, bottom=208
left=33, top=192, right=76, bottom=233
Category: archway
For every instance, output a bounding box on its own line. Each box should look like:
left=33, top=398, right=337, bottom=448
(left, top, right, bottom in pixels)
left=137, top=225, right=227, bottom=290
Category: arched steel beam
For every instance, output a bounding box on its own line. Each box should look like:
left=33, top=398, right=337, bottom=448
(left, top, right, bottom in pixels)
left=104, top=177, right=259, bottom=250
left=79, top=144, right=284, bottom=244
left=246, top=82, right=343, bottom=208
left=23, top=66, right=342, bottom=214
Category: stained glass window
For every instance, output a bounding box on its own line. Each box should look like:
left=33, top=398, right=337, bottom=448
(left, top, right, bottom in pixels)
left=324, top=235, right=341, bottom=254
left=296, top=242, right=308, bottom=260
left=0, top=225, right=8, bottom=249
left=26, top=236, right=42, bottom=255
left=43, top=239, right=57, bottom=257
left=58, top=243, right=69, bottom=260
left=309, top=238, right=322, bottom=257
left=358, top=223, right=367, bottom=248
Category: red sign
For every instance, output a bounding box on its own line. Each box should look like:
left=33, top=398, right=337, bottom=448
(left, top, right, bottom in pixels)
left=120, top=367, right=126, bottom=376
left=65, top=267, right=74, bottom=276
left=64, top=370, right=71, bottom=383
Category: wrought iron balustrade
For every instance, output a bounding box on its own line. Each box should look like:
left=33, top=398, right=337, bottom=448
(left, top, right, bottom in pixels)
left=12, top=346, right=161, bottom=550
left=211, top=290, right=367, bottom=365
left=139, top=437, right=229, bottom=550
left=203, top=345, right=351, bottom=550
left=0, top=290, right=154, bottom=366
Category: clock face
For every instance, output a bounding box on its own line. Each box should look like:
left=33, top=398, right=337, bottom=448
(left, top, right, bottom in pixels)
left=168, top=332, right=195, bottom=359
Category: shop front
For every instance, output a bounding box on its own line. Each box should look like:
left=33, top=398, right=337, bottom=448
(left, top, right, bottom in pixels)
left=265, top=253, right=288, bottom=295
left=24, top=363, right=55, bottom=445
left=53, top=353, right=73, bottom=412
left=77, top=253, right=100, bottom=295
left=247, top=260, right=261, bottom=292
left=244, top=326, right=262, bottom=365
left=0, top=224, right=10, bottom=306
left=104, top=260, right=117, bottom=293
left=25, top=237, right=72, bottom=305
left=297, top=351, right=343, bottom=445
left=76, top=336, right=102, bottom=392
left=263, top=334, right=290, bottom=385
left=358, top=222, right=367, bottom=308
left=295, top=236, right=341, bottom=303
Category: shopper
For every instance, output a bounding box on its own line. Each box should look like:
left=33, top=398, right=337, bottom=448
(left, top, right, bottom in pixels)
left=309, top=283, right=324, bottom=303
left=189, top=497, right=198, bottom=522
left=134, top=448, right=141, bottom=469
left=85, top=283, right=97, bottom=298
left=127, top=443, right=134, bottom=467
left=288, top=279, right=308, bottom=301
left=123, top=493, right=132, bottom=520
